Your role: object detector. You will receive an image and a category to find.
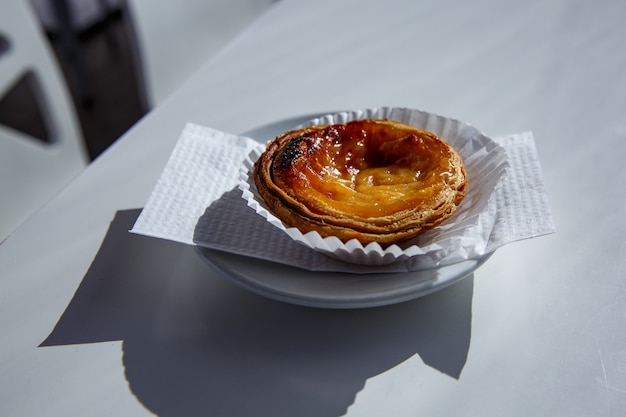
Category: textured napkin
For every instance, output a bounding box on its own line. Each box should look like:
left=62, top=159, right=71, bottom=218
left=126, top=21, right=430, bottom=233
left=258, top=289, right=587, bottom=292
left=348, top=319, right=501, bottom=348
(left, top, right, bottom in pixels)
left=131, top=122, right=555, bottom=273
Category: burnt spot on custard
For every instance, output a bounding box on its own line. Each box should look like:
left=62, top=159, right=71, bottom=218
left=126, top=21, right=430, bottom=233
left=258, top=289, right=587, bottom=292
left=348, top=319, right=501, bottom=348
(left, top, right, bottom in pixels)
left=276, top=135, right=310, bottom=171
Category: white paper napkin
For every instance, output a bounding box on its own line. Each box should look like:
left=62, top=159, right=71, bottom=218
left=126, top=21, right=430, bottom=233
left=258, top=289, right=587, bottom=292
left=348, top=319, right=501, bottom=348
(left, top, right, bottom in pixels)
left=131, top=119, right=555, bottom=274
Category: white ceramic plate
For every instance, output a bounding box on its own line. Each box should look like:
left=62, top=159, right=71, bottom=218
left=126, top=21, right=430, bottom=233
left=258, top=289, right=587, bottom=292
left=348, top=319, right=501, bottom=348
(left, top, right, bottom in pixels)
left=195, top=113, right=494, bottom=308
left=196, top=246, right=492, bottom=309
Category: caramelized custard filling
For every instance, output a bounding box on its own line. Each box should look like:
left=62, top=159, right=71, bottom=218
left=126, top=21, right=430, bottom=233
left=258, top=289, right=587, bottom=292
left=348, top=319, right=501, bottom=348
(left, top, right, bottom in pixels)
left=271, top=121, right=458, bottom=219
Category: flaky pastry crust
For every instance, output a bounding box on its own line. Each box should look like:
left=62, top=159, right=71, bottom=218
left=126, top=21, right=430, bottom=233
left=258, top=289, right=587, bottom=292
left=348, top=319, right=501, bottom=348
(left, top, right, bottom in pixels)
left=253, top=119, right=467, bottom=246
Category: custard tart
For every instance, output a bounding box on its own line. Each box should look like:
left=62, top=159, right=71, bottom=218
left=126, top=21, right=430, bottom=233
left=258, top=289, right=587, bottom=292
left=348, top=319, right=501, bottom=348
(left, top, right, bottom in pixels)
left=253, top=119, right=467, bottom=246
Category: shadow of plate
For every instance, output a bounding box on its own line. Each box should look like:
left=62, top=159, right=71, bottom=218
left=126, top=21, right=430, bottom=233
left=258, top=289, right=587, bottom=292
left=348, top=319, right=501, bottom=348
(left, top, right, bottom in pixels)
left=41, top=209, right=474, bottom=417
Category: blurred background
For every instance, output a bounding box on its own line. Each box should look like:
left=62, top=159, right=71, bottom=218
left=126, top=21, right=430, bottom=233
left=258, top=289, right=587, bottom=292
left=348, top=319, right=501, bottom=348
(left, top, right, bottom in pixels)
left=0, top=0, right=277, bottom=240
left=24, top=0, right=143, bottom=160
left=4, top=0, right=277, bottom=159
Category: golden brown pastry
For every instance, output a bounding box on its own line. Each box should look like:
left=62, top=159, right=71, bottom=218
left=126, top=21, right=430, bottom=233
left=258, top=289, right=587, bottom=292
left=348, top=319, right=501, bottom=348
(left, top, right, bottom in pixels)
left=253, top=119, right=467, bottom=246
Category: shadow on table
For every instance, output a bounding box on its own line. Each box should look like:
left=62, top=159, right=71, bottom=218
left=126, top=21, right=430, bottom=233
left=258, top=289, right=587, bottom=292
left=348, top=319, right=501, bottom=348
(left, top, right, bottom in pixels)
left=41, top=209, right=475, bottom=417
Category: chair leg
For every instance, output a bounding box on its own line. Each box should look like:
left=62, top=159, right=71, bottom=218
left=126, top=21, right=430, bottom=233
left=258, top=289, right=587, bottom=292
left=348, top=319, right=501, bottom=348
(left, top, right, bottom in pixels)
left=51, top=0, right=94, bottom=107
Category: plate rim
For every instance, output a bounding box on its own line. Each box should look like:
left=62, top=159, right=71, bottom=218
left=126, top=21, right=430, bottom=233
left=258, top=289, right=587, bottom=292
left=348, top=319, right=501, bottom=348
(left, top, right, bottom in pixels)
left=195, top=246, right=493, bottom=309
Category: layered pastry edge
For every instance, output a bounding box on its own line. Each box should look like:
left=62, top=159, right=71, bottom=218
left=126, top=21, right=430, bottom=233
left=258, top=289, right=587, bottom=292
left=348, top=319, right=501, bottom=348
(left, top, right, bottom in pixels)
left=253, top=119, right=468, bottom=246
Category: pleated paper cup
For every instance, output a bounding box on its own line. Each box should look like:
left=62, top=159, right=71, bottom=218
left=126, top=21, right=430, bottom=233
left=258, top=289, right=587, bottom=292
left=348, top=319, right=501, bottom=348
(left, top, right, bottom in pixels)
left=239, top=107, right=509, bottom=266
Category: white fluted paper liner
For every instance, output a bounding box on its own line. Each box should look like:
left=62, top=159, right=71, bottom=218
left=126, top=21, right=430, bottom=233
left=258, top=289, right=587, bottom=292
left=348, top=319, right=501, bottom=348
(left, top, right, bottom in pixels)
left=239, top=107, right=510, bottom=266
left=131, top=108, right=555, bottom=274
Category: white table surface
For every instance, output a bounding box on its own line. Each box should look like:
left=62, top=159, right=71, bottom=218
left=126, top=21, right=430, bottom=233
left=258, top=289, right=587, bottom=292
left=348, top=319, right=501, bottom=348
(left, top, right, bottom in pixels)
left=2, top=0, right=626, bottom=416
